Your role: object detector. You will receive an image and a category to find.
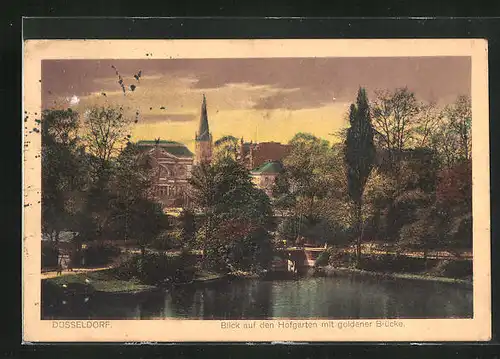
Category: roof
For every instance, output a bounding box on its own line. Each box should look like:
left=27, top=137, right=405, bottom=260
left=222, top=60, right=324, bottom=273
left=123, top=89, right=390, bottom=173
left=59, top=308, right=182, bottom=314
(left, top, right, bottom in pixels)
left=196, top=94, right=211, bottom=142
left=251, top=160, right=284, bottom=174
left=241, top=141, right=291, bottom=168
left=137, top=140, right=183, bottom=146
left=136, top=140, right=194, bottom=158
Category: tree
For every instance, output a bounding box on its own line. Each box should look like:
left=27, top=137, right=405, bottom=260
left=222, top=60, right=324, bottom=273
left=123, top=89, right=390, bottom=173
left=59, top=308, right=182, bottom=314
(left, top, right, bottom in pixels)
left=425, top=95, right=472, bottom=168
left=108, top=142, right=157, bottom=244
left=188, top=161, right=218, bottom=259
left=41, top=108, right=84, bottom=246
left=81, top=105, right=131, bottom=180
left=436, top=159, right=472, bottom=208
left=414, top=102, right=444, bottom=148
left=371, top=87, right=420, bottom=167
left=443, top=95, right=472, bottom=162
left=272, top=134, right=350, bottom=246
left=189, top=157, right=274, bottom=271
left=213, top=135, right=239, bottom=162
left=178, top=208, right=196, bottom=248
left=280, top=133, right=334, bottom=239
left=397, top=204, right=442, bottom=265
left=344, top=88, right=376, bottom=265
left=75, top=105, right=132, bottom=244
left=126, top=199, right=167, bottom=257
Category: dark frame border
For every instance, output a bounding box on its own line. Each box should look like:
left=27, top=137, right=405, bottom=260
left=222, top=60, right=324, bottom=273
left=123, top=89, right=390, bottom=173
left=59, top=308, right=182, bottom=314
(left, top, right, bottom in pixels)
left=7, top=15, right=500, bottom=359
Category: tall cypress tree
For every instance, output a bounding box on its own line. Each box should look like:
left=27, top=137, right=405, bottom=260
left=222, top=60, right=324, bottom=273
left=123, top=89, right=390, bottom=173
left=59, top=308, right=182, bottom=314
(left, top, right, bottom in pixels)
left=345, top=87, right=376, bottom=265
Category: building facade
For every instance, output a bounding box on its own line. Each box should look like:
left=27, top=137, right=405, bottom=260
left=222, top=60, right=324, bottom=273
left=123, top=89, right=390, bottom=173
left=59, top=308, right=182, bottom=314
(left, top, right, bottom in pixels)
left=137, top=140, right=194, bottom=208
left=238, top=140, right=290, bottom=171
left=137, top=94, right=213, bottom=209
left=250, top=160, right=284, bottom=197
left=137, top=94, right=293, bottom=208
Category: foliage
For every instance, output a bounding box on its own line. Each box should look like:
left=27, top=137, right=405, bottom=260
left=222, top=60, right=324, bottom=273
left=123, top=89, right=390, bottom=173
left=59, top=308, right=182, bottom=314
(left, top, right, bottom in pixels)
left=72, top=242, right=122, bottom=267
left=284, top=132, right=335, bottom=201
left=442, top=212, right=472, bottom=251
left=371, top=87, right=421, bottom=163
left=81, top=105, right=131, bottom=178
left=436, top=160, right=472, bottom=208
left=213, top=135, right=240, bottom=162
left=314, top=250, right=331, bottom=267
left=41, top=108, right=86, bottom=243
left=42, top=241, right=59, bottom=268
left=212, top=220, right=274, bottom=272
left=114, top=252, right=196, bottom=285
left=41, top=106, right=166, bottom=267
left=179, top=208, right=196, bottom=247
left=40, top=85, right=473, bottom=280
left=189, top=157, right=274, bottom=272
left=148, top=229, right=179, bottom=251
left=273, top=133, right=349, bottom=245
left=344, top=88, right=376, bottom=264
left=442, top=95, right=472, bottom=162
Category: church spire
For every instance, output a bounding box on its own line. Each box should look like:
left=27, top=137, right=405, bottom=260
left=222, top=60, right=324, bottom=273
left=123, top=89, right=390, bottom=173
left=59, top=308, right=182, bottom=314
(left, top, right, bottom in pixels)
left=196, top=94, right=210, bottom=142
left=194, top=94, right=213, bottom=165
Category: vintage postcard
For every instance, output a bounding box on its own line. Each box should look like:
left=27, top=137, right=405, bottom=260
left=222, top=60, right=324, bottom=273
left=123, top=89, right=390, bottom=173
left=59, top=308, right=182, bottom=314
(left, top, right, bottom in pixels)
left=22, top=39, right=490, bottom=342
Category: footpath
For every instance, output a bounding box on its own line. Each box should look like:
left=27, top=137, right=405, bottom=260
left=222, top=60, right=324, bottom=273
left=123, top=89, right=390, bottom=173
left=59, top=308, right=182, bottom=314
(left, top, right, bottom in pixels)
left=41, top=266, right=114, bottom=279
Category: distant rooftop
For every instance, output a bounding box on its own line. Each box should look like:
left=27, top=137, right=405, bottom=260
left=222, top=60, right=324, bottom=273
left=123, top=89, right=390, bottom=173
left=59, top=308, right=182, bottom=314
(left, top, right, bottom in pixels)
left=137, top=140, right=183, bottom=146
left=251, top=160, right=284, bottom=174
left=137, top=140, right=194, bottom=158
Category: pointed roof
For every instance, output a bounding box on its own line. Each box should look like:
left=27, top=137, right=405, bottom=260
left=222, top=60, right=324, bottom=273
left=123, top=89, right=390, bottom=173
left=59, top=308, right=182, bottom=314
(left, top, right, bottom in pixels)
left=136, top=140, right=194, bottom=158
left=196, top=94, right=210, bottom=141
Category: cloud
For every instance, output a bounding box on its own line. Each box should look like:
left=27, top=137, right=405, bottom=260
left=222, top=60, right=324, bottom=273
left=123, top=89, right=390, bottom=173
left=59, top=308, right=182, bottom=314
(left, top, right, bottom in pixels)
left=41, top=57, right=471, bottom=153
left=131, top=104, right=350, bottom=152
left=67, top=95, right=80, bottom=106
left=141, top=113, right=195, bottom=123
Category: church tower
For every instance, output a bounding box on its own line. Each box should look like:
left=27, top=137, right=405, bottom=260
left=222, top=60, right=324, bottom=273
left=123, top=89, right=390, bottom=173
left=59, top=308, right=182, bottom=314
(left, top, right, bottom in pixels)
left=194, top=94, right=213, bottom=165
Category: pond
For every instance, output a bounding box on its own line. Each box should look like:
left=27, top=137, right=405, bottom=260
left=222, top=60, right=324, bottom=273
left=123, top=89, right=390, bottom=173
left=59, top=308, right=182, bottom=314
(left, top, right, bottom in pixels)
left=42, top=273, right=473, bottom=320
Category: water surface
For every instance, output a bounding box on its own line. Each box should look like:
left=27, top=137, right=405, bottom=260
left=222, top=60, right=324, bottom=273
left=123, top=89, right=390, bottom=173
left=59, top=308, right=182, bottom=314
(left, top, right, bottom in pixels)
left=42, top=274, right=473, bottom=320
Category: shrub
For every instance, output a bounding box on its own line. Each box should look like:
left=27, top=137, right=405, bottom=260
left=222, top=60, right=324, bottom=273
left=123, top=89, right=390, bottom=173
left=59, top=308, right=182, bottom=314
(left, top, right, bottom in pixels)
left=113, top=252, right=196, bottom=285
left=359, top=253, right=436, bottom=273
left=314, top=250, right=330, bottom=267
left=71, top=242, right=121, bottom=267
left=150, top=229, right=185, bottom=251
left=42, top=241, right=59, bottom=268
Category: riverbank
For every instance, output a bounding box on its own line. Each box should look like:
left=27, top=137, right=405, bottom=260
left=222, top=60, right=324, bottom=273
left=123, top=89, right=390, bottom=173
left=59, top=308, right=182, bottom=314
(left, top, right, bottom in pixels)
left=43, top=267, right=473, bottom=320
left=43, top=269, right=157, bottom=294
left=43, top=261, right=473, bottom=297
left=318, top=266, right=472, bottom=288
left=43, top=267, right=261, bottom=295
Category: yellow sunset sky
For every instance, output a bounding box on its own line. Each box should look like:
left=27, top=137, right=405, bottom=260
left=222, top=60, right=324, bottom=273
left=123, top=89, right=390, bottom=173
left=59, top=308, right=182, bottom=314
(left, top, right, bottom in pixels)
left=41, top=58, right=470, bottom=151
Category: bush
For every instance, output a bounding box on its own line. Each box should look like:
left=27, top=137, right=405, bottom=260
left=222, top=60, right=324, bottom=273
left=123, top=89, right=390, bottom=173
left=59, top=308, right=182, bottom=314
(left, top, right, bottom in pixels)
left=42, top=241, right=59, bottom=268
left=314, top=250, right=330, bottom=267
left=113, top=251, right=196, bottom=285
left=360, top=254, right=431, bottom=273
left=327, top=249, right=356, bottom=268
left=150, top=229, right=185, bottom=251
left=70, top=242, right=121, bottom=267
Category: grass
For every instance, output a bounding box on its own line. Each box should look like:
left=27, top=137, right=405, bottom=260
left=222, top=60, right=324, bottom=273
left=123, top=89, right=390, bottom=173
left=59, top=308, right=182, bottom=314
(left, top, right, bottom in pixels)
left=44, top=269, right=156, bottom=293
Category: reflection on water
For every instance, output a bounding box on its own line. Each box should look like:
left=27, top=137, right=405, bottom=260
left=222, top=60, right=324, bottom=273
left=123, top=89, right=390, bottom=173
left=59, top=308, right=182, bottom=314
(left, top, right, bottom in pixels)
left=42, top=274, right=473, bottom=320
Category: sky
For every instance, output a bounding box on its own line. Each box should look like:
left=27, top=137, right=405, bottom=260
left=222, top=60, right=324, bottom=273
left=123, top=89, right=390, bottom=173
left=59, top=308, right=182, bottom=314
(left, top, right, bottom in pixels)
left=41, top=57, right=471, bottom=151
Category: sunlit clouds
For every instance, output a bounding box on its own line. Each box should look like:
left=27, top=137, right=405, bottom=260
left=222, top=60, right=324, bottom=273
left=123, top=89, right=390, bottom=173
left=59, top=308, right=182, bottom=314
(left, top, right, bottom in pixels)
left=42, top=57, right=471, bottom=152
left=66, top=73, right=350, bottom=150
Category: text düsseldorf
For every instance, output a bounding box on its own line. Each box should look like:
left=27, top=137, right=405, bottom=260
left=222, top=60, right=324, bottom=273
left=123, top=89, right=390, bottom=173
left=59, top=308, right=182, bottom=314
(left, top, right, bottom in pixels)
left=52, top=321, right=111, bottom=329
